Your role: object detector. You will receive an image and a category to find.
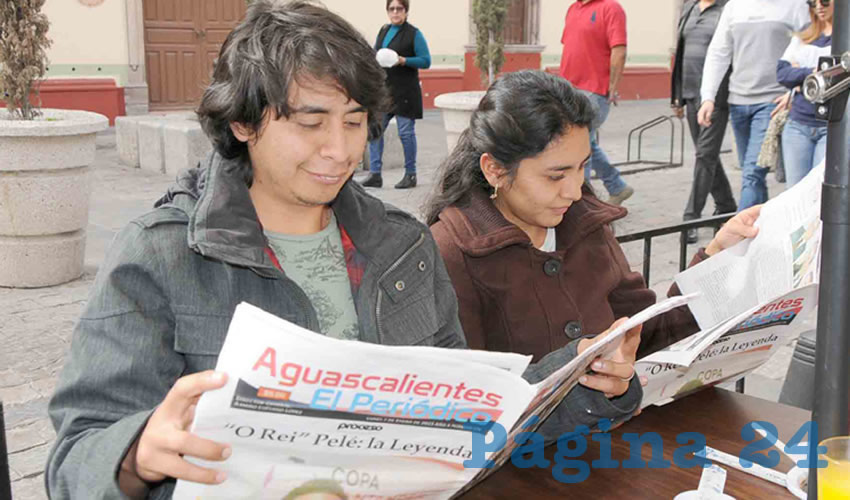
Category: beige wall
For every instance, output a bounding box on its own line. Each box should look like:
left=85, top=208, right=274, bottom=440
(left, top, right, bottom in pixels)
left=322, top=0, right=470, bottom=65
left=38, top=0, right=676, bottom=82
left=621, top=0, right=677, bottom=65
left=43, top=0, right=129, bottom=66
left=542, top=0, right=676, bottom=67
left=327, top=0, right=679, bottom=67
left=541, top=2, right=567, bottom=62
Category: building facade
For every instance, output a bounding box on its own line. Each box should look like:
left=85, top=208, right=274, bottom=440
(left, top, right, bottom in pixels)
left=31, top=0, right=683, bottom=121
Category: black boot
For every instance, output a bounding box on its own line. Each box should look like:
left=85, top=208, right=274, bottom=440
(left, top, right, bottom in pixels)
left=686, top=228, right=698, bottom=244
left=361, top=173, right=383, bottom=188
left=395, top=173, right=417, bottom=189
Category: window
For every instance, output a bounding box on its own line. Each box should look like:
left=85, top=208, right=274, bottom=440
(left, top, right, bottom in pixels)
left=503, top=0, right=528, bottom=45
left=469, top=0, right=540, bottom=47
left=505, top=0, right=540, bottom=46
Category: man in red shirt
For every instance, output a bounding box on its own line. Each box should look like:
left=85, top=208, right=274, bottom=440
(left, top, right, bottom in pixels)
left=559, top=0, right=634, bottom=205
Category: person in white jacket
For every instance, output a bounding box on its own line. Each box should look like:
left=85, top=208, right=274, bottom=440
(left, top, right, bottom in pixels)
left=697, top=0, right=810, bottom=209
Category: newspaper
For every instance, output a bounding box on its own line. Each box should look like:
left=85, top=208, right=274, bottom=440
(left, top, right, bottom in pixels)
left=637, top=284, right=818, bottom=408
left=674, top=162, right=824, bottom=331
left=455, top=293, right=696, bottom=494
left=638, top=164, right=825, bottom=408
left=173, top=294, right=693, bottom=500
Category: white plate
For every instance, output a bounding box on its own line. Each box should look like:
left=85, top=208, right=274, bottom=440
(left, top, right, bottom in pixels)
left=674, top=490, right=735, bottom=500
left=784, top=440, right=811, bottom=500
left=786, top=466, right=808, bottom=499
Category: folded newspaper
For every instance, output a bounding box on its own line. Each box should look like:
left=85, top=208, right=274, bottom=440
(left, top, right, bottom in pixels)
left=637, top=163, right=824, bottom=408
left=637, top=283, right=817, bottom=408
left=173, top=295, right=693, bottom=499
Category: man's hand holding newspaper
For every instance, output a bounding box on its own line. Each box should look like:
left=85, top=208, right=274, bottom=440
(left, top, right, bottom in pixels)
left=119, top=371, right=232, bottom=495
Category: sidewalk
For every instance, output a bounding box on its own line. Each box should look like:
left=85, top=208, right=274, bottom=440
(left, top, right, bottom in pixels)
left=1, top=99, right=790, bottom=499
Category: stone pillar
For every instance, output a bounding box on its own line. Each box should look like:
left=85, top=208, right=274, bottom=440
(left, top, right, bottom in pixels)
left=124, top=0, right=149, bottom=115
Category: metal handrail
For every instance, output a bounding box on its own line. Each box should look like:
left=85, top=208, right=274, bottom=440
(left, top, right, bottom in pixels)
left=1, top=401, right=11, bottom=500
left=615, top=212, right=745, bottom=394
left=615, top=213, right=734, bottom=284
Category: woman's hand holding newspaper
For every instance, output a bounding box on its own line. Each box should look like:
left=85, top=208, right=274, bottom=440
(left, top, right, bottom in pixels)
left=577, top=318, right=642, bottom=398
left=118, top=370, right=232, bottom=498
left=705, top=205, right=762, bottom=256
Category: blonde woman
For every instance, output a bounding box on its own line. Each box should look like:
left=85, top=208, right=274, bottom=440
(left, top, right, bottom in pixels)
left=777, top=0, right=834, bottom=186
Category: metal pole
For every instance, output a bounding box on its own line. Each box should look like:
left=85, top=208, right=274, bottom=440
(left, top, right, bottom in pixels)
left=642, top=238, right=652, bottom=284
left=0, top=401, right=11, bottom=500
left=809, top=0, right=850, bottom=496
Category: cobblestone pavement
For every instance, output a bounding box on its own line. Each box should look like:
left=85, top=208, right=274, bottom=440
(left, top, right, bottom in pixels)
left=1, top=100, right=794, bottom=499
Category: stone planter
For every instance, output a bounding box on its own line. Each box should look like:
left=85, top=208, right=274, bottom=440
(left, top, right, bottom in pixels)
left=0, top=109, right=108, bottom=287
left=434, top=91, right=485, bottom=153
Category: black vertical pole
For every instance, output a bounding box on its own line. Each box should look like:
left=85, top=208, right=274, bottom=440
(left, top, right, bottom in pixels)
left=0, top=402, right=11, bottom=500
left=809, top=0, right=850, bottom=497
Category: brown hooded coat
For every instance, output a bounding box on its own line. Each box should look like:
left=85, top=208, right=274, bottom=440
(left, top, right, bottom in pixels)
left=430, top=187, right=706, bottom=362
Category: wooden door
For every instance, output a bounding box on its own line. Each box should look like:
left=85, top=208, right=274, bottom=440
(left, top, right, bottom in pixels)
left=143, top=0, right=246, bottom=111
left=199, top=0, right=247, bottom=89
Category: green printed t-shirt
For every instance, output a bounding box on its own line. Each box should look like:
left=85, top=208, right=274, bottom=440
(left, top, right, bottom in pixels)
left=264, top=213, right=359, bottom=340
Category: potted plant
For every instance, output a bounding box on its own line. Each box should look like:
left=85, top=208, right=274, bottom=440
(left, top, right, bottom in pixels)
left=0, top=0, right=108, bottom=287
left=434, top=0, right=507, bottom=152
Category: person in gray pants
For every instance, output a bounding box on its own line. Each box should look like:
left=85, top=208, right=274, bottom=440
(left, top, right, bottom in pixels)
left=671, top=0, right=737, bottom=244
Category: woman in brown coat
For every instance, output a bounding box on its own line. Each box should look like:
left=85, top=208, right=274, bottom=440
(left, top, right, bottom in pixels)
left=425, top=70, right=760, bottom=365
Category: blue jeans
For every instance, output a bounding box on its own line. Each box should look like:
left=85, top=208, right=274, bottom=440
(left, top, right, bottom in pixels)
left=369, top=114, right=417, bottom=175
left=729, top=102, right=776, bottom=209
left=581, top=91, right=628, bottom=196
left=781, top=118, right=827, bottom=187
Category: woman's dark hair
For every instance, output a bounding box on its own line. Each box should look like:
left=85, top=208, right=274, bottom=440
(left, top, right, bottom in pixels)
left=424, top=70, right=595, bottom=225
left=386, top=0, right=410, bottom=11
left=197, top=0, right=390, bottom=184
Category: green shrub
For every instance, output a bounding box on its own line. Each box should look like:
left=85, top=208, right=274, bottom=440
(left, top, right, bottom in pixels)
left=0, top=0, right=52, bottom=120
left=472, top=0, right=507, bottom=86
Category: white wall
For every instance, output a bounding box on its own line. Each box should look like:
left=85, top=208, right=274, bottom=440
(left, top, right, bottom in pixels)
left=43, top=0, right=129, bottom=65
left=38, top=0, right=675, bottom=77
left=621, top=0, right=677, bottom=65
left=322, top=0, right=470, bottom=62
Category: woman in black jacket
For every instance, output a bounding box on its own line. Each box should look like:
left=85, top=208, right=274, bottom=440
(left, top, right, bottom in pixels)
left=361, top=0, right=431, bottom=190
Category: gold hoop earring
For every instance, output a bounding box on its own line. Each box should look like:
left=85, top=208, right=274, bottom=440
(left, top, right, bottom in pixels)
left=490, top=186, right=499, bottom=200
